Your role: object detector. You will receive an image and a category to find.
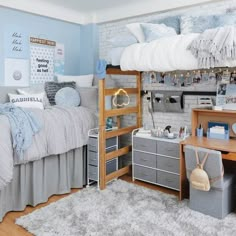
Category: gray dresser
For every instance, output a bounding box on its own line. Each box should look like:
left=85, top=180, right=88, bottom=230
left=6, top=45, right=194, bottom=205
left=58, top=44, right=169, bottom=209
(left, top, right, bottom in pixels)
left=87, top=128, right=118, bottom=188
left=132, top=132, right=180, bottom=191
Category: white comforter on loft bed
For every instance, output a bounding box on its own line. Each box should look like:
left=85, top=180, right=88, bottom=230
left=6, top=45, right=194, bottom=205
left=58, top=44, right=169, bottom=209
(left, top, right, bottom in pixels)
left=120, top=33, right=236, bottom=72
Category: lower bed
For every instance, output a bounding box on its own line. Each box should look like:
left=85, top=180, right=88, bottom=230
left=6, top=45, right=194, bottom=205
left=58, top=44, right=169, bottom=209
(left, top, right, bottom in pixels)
left=0, top=146, right=87, bottom=222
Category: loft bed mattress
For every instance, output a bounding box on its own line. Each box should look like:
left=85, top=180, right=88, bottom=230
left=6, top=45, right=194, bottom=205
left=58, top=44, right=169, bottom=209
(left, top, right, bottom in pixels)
left=119, top=33, right=236, bottom=72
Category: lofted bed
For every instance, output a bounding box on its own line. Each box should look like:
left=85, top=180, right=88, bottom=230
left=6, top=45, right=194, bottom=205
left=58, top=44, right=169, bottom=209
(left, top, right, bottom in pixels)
left=99, top=21, right=236, bottom=190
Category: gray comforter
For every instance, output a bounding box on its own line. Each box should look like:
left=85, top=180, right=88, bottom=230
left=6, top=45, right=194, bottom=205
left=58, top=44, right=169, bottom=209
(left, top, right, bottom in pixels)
left=0, top=106, right=96, bottom=189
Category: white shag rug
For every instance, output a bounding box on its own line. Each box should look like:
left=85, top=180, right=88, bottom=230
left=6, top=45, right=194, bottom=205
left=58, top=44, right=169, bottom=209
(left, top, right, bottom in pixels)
left=16, top=180, right=236, bottom=236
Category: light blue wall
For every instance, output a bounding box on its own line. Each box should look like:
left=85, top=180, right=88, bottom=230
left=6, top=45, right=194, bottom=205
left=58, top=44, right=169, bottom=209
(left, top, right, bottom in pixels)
left=0, top=6, right=98, bottom=85
left=80, top=24, right=99, bottom=75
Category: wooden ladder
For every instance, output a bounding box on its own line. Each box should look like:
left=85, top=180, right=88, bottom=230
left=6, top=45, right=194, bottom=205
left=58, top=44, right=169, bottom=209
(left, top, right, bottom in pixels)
left=99, top=68, right=142, bottom=190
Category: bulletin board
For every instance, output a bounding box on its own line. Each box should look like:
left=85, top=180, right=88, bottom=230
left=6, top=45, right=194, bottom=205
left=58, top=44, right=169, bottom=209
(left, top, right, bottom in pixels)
left=30, top=37, right=55, bottom=84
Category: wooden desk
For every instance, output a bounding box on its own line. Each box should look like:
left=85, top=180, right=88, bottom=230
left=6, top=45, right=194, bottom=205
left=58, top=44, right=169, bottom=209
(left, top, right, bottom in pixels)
left=179, top=136, right=236, bottom=200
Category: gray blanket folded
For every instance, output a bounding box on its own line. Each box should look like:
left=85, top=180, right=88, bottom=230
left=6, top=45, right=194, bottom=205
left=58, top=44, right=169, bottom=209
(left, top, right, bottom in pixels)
left=188, top=26, right=236, bottom=68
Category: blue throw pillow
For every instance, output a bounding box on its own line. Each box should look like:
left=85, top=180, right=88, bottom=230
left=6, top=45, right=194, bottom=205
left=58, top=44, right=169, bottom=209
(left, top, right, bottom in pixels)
left=151, top=16, right=180, bottom=34
left=108, top=33, right=137, bottom=47
left=141, top=23, right=177, bottom=42
left=180, top=15, right=218, bottom=34
left=55, top=87, right=80, bottom=107
left=216, top=13, right=236, bottom=27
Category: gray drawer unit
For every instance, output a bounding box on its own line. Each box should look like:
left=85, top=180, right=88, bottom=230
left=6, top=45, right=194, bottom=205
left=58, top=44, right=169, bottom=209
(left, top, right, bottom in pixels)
left=106, top=159, right=117, bottom=175
left=88, top=159, right=117, bottom=180
left=133, top=151, right=157, bottom=168
left=157, top=155, right=179, bottom=174
left=89, top=165, right=98, bottom=181
left=89, top=137, right=116, bottom=152
left=88, top=128, right=118, bottom=187
left=134, top=165, right=156, bottom=183
left=157, top=141, right=179, bottom=158
left=157, top=171, right=179, bottom=190
left=133, top=137, right=156, bottom=153
left=132, top=130, right=181, bottom=192
left=88, top=146, right=116, bottom=156
left=88, top=151, right=98, bottom=166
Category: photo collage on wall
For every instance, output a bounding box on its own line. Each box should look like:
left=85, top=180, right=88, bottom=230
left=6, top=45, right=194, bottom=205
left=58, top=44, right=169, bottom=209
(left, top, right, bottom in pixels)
left=216, top=70, right=236, bottom=110
left=142, top=69, right=236, bottom=88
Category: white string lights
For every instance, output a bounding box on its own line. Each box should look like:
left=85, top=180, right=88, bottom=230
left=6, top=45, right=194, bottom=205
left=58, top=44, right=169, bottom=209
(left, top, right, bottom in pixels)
left=142, top=67, right=236, bottom=86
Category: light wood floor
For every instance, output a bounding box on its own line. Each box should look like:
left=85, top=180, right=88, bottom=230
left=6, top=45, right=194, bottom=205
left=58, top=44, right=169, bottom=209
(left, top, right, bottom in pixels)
left=0, top=175, right=178, bottom=236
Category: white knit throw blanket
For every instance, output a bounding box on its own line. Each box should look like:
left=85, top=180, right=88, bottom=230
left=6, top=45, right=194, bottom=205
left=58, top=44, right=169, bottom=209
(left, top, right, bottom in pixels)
left=188, top=26, right=236, bottom=68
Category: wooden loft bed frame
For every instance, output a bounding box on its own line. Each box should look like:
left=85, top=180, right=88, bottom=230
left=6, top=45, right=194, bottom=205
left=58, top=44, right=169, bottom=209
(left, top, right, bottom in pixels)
left=99, top=67, right=142, bottom=190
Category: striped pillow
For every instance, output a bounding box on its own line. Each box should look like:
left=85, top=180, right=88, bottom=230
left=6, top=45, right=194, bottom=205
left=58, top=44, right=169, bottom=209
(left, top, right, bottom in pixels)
left=44, top=81, right=76, bottom=105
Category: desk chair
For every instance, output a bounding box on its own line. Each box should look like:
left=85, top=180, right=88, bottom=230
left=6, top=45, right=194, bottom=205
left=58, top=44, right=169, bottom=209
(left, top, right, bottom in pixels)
left=185, top=145, right=235, bottom=219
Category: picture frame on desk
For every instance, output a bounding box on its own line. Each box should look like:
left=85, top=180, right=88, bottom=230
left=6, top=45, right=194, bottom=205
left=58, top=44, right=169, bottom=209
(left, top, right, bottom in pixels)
left=207, top=121, right=229, bottom=140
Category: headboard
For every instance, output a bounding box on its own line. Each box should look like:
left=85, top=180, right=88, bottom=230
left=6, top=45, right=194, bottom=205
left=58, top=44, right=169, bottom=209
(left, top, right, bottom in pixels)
left=0, top=87, right=20, bottom=104
left=0, top=86, right=99, bottom=112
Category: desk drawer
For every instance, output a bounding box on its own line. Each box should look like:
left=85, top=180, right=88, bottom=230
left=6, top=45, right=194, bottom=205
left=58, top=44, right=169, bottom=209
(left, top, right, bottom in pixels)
left=133, top=137, right=156, bottom=153
left=157, top=155, right=179, bottom=174
left=133, top=165, right=156, bottom=183
left=88, top=151, right=98, bottom=166
left=157, top=141, right=179, bottom=158
left=133, top=151, right=156, bottom=168
left=157, top=171, right=179, bottom=190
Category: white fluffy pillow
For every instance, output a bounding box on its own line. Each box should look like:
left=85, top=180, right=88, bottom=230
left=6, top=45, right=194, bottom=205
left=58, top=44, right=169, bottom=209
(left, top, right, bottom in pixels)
left=8, top=93, right=44, bottom=109
left=57, top=74, right=94, bottom=87
left=126, top=23, right=145, bottom=43
left=17, top=86, right=50, bottom=107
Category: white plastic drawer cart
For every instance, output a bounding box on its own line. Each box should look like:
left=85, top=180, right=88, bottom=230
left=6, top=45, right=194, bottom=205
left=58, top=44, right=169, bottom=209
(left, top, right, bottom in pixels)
left=87, top=128, right=118, bottom=188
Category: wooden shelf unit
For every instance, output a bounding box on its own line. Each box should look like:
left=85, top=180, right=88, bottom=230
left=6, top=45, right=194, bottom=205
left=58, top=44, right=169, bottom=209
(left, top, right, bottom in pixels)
left=99, top=68, right=142, bottom=190
left=191, top=108, right=236, bottom=138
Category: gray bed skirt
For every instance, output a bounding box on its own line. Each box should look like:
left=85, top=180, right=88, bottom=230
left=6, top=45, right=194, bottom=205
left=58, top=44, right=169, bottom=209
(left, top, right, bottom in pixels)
left=0, top=146, right=87, bottom=222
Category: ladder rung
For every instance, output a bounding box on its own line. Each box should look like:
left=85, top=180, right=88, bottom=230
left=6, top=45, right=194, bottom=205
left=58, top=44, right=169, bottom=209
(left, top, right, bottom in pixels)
left=106, top=145, right=132, bottom=161
left=106, top=165, right=131, bottom=183
left=105, top=88, right=138, bottom=96
left=105, top=125, right=137, bottom=139
left=105, top=107, right=138, bottom=117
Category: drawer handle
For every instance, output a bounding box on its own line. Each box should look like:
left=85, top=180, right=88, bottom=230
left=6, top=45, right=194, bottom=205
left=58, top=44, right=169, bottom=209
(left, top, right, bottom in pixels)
left=166, top=164, right=173, bottom=167
left=165, top=179, right=173, bottom=183
left=140, top=158, right=148, bottom=162
left=139, top=144, right=148, bottom=147
left=141, top=173, right=149, bottom=177
left=166, top=149, right=174, bottom=151
left=91, top=172, right=97, bottom=175
left=91, top=158, right=97, bottom=161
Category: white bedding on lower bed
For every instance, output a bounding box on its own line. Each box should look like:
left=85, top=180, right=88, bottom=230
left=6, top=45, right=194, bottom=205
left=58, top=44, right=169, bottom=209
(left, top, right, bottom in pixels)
left=120, top=33, right=236, bottom=72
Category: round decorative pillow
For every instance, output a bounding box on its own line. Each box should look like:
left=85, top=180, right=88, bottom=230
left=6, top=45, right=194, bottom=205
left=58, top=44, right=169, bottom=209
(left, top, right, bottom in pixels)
left=55, top=87, right=80, bottom=107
